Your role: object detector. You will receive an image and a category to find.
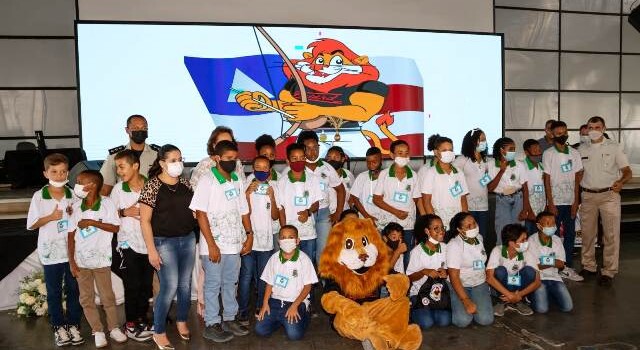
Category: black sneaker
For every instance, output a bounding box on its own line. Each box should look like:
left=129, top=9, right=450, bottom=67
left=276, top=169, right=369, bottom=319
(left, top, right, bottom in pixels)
left=66, top=325, right=85, bottom=345
left=598, top=275, right=613, bottom=287
left=579, top=269, right=598, bottom=279
left=53, top=326, right=72, bottom=347
left=222, top=320, right=249, bottom=336
left=237, top=313, right=250, bottom=326
left=203, top=323, right=233, bottom=343
left=125, top=322, right=153, bottom=342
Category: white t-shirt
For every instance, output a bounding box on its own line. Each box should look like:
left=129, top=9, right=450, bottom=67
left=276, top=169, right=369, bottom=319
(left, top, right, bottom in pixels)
left=453, top=156, right=490, bottom=212
left=69, top=196, right=120, bottom=269
left=301, top=161, right=342, bottom=209
left=488, top=159, right=524, bottom=195
left=416, top=159, right=436, bottom=192
left=110, top=180, right=147, bottom=254
left=261, top=249, right=318, bottom=304
left=27, top=186, right=76, bottom=265
left=527, top=233, right=566, bottom=282
left=421, top=164, right=469, bottom=230
left=277, top=170, right=323, bottom=240
left=518, top=158, right=546, bottom=215
left=329, top=168, right=354, bottom=214
left=189, top=168, right=250, bottom=255
left=446, top=235, right=487, bottom=288
left=406, top=242, right=448, bottom=296
left=487, top=245, right=538, bottom=273
left=542, top=145, right=583, bottom=206
left=350, top=171, right=382, bottom=222
left=373, top=166, right=420, bottom=230
left=244, top=174, right=280, bottom=252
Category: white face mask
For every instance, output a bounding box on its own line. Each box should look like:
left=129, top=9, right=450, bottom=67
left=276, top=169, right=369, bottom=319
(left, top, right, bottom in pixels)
left=73, top=184, right=88, bottom=198
left=394, top=156, right=409, bottom=167
left=588, top=130, right=603, bottom=141
left=49, top=179, right=68, bottom=188
left=516, top=241, right=529, bottom=253
left=166, top=161, right=184, bottom=177
left=463, top=226, right=480, bottom=239
left=440, top=151, right=455, bottom=164
left=476, top=141, right=487, bottom=153
left=279, top=238, right=297, bottom=253
left=428, top=235, right=440, bottom=245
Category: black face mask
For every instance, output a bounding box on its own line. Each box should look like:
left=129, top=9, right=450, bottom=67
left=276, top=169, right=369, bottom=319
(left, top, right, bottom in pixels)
left=328, top=160, right=344, bottom=170
left=554, top=135, right=568, bottom=144
left=130, top=130, right=148, bottom=144
left=386, top=239, right=400, bottom=250
left=219, top=160, right=236, bottom=173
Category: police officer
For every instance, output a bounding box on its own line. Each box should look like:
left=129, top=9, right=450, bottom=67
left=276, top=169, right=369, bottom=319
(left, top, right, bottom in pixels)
left=99, top=114, right=158, bottom=196
left=578, top=116, right=632, bottom=287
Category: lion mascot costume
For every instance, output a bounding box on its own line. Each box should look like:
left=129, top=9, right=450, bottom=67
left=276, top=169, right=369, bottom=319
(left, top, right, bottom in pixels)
left=319, top=217, right=422, bottom=350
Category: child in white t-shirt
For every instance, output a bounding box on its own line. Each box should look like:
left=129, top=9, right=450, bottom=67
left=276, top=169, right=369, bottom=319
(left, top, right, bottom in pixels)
left=325, top=146, right=354, bottom=215
left=520, top=139, right=546, bottom=235
left=351, top=147, right=384, bottom=226
left=255, top=225, right=318, bottom=340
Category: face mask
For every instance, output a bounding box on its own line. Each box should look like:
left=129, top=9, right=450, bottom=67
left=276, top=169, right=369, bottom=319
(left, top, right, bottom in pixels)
left=49, top=179, right=68, bottom=188
left=166, top=161, right=184, bottom=177
left=394, top=156, right=409, bottom=167
left=219, top=160, right=236, bottom=174
left=328, top=160, right=343, bottom=170
left=290, top=161, right=306, bottom=173
left=580, top=135, right=590, bottom=144
left=505, top=151, right=516, bottom=162
left=589, top=130, right=603, bottom=141
left=73, top=184, right=88, bottom=198
left=516, top=241, right=529, bottom=253
left=440, top=151, right=455, bottom=164
left=305, top=155, right=320, bottom=164
left=541, top=226, right=557, bottom=237
left=386, top=239, right=400, bottom=250
left=554, top=135, right=568, bottom=144
left=476, top=141, right=487, bottom=153
left=279, top=239, right=297, bottom=253
left=130, top=130, right=148, bottom=144
left=463, top=226, right=480, bottom=239
left=529, top=155, right=542, bottom=164
left=428, top=235, right=440, bottom=245
left=254, top=170, right=269, bottom=182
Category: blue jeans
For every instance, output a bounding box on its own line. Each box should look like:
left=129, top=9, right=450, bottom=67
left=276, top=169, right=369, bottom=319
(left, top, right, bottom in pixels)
left=315, top=207, right=331, bottom=264
left=493, top=266, right=536, bottom=293
left=153, top=233, right=196, bottom=333
left=556, top=205, right=576, bottom=267
left=402, top=230, right=415, bottom=270
left=299, top=239, right=317, bottom=301
left=495, top=192, right=523, bottom=246
left=410, top=296, right=451, bottom=330
left=531, top=280, right=573, bottom=313
left=255, top=298, right=309, bottom=340
left=43, top=262, right=82, bottom=327
left=471, top=210, right=489, bottom=242
left=201, top=253, right=241, bottom=326
left=238, top=250, right=273, bottom=317
left=449, top=281, right=494, bottom=328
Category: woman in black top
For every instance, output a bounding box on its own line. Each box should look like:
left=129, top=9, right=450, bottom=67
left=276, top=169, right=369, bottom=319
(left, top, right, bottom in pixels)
left=139, top=144, right=196, bottom=349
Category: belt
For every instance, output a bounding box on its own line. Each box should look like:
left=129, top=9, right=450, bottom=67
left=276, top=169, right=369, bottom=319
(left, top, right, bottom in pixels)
left=582, top=187, right=612, bottom=194
left=497, top=189, right=522, bottom=197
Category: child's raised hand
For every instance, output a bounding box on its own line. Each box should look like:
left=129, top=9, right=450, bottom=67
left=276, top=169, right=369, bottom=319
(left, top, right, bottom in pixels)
left=49, top=207, right=63, bottom=222
left=397, top=241, right=408, bottom=254
left=285, top=305, right=301, bottom=324
left=257, top=304, right=270, bottom=321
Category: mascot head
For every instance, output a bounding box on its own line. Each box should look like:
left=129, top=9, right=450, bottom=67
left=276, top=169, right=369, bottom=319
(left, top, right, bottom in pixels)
left=319, top=217, right=389, bottom=300
left=283, top=38, right=380, bottom=93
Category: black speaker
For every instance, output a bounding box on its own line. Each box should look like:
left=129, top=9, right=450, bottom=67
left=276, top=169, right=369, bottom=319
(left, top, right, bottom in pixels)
left=3, top=149, right=45, bottom=189
left=69, top=160, right=103, bottom=186
left=629, top=5, right=640, bottom=33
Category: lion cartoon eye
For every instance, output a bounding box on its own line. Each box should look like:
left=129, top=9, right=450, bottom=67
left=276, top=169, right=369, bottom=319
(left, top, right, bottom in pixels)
left=315, top=56, right=324, bottom=65
left=345, top=238, right=354, bottom=250
left=362, top=236, right=369, bottom=247
left=330, top=56, right=343, bottom=66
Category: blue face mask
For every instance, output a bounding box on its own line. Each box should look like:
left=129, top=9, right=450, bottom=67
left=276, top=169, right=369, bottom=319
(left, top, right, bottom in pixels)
left=476, top=141, right=487, bottom=152
left=505, top=151, right=516, bottom=162
left=254, top=170, right=270, bottom=182
left=541, top=226, right=557, bottom=236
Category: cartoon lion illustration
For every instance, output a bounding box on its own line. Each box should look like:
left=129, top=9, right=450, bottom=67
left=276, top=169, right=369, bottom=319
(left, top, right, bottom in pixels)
left=319, top=218, right=422, bottom=350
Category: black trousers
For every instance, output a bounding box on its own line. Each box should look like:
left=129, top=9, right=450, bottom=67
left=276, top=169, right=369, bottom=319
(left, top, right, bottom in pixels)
left=120, top=248, right=154, bottom=323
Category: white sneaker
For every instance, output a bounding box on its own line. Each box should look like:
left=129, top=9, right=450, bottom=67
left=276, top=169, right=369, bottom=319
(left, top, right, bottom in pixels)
left=94, top=332, right=107, bottom=348
left=66, top=325, right=85, bottom=345
left=109, top=328, right=128, bottom=343
left=560, top=267, right=584, bottom=282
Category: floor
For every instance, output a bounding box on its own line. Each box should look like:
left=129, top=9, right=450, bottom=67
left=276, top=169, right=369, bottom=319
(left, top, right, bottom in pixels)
left=1, top=237, right=639, bottom=350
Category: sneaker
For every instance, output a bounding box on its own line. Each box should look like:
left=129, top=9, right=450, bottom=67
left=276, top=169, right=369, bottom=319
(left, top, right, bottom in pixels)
left=598, top=275, right=613, bottom=287
left=109, top=327, right=128, bottom=343
left=53, top=326, right=72, bottom=347
left=223, top=320, right=250, bottom=336
left=507, top=302, right=534, bottom=316
left=237, top=313, right=250, bottom=326
left=66, top=325, right=84, bottom=345
left=579, top=269, right=598, bottom=279
left=493, top=301, right=506, bottom=317
left=559, top=267, right=584, bottom=282
left=94, top=332, right=107, bottom=348
left=125, top=322, right=152, bottom=342
left=203, top=323, right=233, bottom=343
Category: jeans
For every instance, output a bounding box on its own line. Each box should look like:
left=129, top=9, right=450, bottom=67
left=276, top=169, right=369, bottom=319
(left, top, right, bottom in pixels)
left=531, top=280, right=573, bottom=313
left=449, top=281, right=494, bottom=328
left=153, top=233, right=196, bottom=333
left=495, top=192, right=523, bottom=246
left=201, top=254, right=241, bottom=326
left=255, top=298, right=309, bottom=340
left=409, top=296, right=451, bottom=330
left=315, top=207, right=331, bottom=264
left=493, top=266, right=536, bottom=293
left=120, top=248, right=154, bottom=323
left=238, top=250, right=273, bottom=317
left=402, top=230, right=415, bottom=270
left=299, top=239, right=317, bottom=302
left=43, top=262, right=81, bottom=327
left=556, top=205, right=576, bottom=267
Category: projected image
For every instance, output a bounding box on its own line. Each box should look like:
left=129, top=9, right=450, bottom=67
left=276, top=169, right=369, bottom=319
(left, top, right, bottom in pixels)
left=77, top=23, right=502, bottom=161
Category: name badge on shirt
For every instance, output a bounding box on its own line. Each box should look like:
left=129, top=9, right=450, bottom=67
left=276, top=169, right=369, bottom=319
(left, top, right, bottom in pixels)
left=472, top=260, right=485, bottom=270
left=319, top=182, right=327, bottom=191
left=274, top=274, right=289, bottom=288
left=479, top=173, right=491, bottom=187
left=533, top=184, right=544, bottom=194
left=224, top=188, right=239, bottom=200
left=560, top=161, right=573, bottom=173
left=540, top=255, right=554, bottom=266
left=393, top=191, right=409, bottom=204
left=449, top=181, right=463, bottom=198
left=255, top=183, right=269, bottom=195
left=366, top=195, right=374, bottom=204
left=57, top=220, right=68, bottom=233
left=294, top=196, right=308, bottom=207
left=507, top=274, right=522, bottom=287
left=80, top=226, right=97, bottom=239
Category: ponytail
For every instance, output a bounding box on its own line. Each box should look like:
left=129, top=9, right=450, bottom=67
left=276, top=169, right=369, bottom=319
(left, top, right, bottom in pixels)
left=148, top=144, right=181, bottom=179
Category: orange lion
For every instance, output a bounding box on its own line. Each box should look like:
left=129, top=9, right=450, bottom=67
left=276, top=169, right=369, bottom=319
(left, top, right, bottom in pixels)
left=319, top=218, right=422, bottom=350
